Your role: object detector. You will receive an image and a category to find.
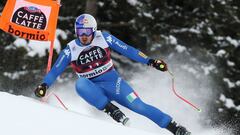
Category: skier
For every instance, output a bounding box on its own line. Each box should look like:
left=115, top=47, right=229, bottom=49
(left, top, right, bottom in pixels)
left=34, top=14, right=191, bottom=135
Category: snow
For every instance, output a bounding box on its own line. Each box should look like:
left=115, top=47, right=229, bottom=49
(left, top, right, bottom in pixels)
left=233, top=16, right=240, bottom=23
left=143, top=12, right=154, bottom=19
left=43, top=68, right=231, bottom=135
left=214, top=36, right=239, bottom=48
left=226, top=36, right=239, bottom=47
left=219, top=94, right=226, bottom=101
left=0, top=40, right=234, bottom=135
left=150, top=43, right=162, bottom=51
left=217, top=0, right=226, bottom=5
left=11, top=28, right=67, bottom=57
left=227, top=60, right=235, bottom=67
left=97, top=2, right=104, bottom=7
left=216, top=49, right=226, bottom=57
left=172, top=28, right=201, bottom=34
left=225, top=99, right=235, bottom=108
left=213, top=12, right=219, bottom=17
left=201, top=65, right=216, bottom=75
left=155, top=8, right=160, bottom=13
left=207, top=27, right=214, bottom=35
left=188, top=28, right=201, bottom=34
left=219, top=94, right=240, bottom=111
left=127, top=0, right=140, bottom=6
left=236, top=81, right=240, bottom=86
left=181, top=65, right=198, bottom=76
left=56, top=29, right=68, bottom=40
left=218, top=108, right=224, bottom=112
left=236, top=106, right=240, bottom=111
left=214, top=36, right=224, bottom=41
left=0, top=68, right=232, bottom=135
left=28, top=40, right=60, bottom=57
left=0, top=92, right=160, bottom=135
left=223, top=78, right=235, bottom=88
left=175, top=45, right=186, bottom=53
left=165, top=36, right=186, bottom=53
left=3, top=71, right=28, bottom=80
left=12, top=38, right=28, bottom=48
left=168, top=35, right=177, bottom=45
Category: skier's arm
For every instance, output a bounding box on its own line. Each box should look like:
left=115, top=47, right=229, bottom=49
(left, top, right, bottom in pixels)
left=102, top=32, right=150, bottom=64
left=43, top=46, right=71, bottom=87
left=102, top=32, right=168, bottom=72
left=35, top=46, right=71, bottom=97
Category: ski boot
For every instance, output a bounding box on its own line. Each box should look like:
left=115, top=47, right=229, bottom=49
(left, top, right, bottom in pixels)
left=104, top=102, right=129, bottom=125
left=166, top=121, right=191, bottom=135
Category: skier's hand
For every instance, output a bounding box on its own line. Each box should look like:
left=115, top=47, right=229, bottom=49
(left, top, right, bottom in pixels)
left=148, top=59, right=168, bottom=72
left=34, top=83, right=47, bottom=98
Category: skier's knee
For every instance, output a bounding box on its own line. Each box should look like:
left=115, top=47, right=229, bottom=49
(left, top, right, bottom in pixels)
left=75, top=77, right=108, bottom=110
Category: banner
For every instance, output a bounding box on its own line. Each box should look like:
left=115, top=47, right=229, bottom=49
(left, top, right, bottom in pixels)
left=0, top=0, right=60, bottom=41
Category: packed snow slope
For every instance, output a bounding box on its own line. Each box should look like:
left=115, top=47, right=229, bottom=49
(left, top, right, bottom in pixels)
left=0, top=92, right=161, bottom=135
left=45, top=69, right=233, bottom=135
left=0, top=68, right=233, bottom=135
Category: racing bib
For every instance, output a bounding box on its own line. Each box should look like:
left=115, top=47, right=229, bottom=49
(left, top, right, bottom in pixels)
left=68, top=31, right=113, bottom=78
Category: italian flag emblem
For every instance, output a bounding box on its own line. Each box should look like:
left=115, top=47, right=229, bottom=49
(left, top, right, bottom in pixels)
left=127, top=92, right=138, bottom=103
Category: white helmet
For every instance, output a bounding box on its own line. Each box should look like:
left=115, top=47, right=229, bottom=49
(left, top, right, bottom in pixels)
left=75, top=14, right=97, bottom=36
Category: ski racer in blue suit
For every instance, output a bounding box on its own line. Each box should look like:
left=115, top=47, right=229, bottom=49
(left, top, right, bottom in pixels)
left=34, top=14, right=191, bottom=135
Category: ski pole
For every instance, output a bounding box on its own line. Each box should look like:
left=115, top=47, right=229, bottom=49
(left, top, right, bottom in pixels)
left=53, top=93, right=68, bottom=110
left=167, top=70, right=202, bottom=112
left=42, top=91, right=68, bottom=110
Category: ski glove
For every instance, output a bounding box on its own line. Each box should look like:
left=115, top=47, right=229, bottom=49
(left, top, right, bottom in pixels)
left=34, top=83, right=48, bottom=98
left=148, top=59, right=168, bottom=72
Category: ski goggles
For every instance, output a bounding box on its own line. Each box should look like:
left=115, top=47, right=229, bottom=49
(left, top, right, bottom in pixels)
left=76, top=28, right=94, bottom=37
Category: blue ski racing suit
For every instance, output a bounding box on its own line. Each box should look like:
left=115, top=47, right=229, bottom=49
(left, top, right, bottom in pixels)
left=42, top=31, right=172, bottom=128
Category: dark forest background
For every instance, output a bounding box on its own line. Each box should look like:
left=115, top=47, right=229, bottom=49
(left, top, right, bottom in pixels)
left=0, top=0, right=239, bottom=134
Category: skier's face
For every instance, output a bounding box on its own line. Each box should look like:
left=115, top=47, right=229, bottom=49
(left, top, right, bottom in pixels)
left=79, top=35, right=93, bottom=45
left=76, top=28, right=94, bottom=45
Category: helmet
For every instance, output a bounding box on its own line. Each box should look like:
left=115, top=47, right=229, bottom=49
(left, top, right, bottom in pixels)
left=75, top=14, right=97, bottom=37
